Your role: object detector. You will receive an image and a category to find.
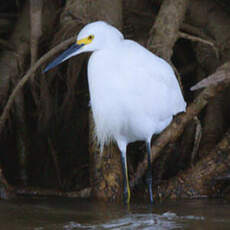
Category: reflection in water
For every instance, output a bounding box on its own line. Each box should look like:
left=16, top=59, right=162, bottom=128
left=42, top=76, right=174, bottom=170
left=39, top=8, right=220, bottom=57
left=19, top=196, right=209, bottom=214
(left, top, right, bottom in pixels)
left=0, top=198, right=229, bottom=230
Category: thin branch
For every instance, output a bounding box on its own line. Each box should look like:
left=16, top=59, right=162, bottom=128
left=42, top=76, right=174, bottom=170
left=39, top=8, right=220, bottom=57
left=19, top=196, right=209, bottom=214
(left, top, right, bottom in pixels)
left=0, top=36, right=76, bottom=136
left=29, top=0, right=43, bottom=108
left=0, top=168, right=12, bottom=190
left=30, top=0, right=43, bottom=65
left=0, top=167, right=14, bottom=199
left=179, top=31, right=219, bottom=58
left=181, top=23, right=212, bottom=41
left=48, top=138, right=62, bottom=188
left=0, top=39, right=14, bottom=50
left=179, top=31, right=215, bottom=48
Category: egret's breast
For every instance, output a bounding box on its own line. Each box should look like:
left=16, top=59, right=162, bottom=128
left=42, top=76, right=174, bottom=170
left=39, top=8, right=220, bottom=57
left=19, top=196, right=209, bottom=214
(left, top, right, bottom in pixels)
left=87, top=50, right=127, bottom=146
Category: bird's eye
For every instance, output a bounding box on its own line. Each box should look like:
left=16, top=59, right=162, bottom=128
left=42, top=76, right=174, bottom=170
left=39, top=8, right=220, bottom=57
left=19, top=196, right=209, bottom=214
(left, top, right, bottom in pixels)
left=88, top=35, right=94, bottom=40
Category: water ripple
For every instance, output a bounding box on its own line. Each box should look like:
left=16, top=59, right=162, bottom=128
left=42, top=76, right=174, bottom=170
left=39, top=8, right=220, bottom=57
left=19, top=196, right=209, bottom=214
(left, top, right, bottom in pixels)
left=62, top=212, right=204, bottom=230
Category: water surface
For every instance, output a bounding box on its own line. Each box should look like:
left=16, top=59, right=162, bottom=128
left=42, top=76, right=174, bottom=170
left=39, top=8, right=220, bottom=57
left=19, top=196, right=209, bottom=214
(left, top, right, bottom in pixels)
left=0, top=197, right=230, bottom=229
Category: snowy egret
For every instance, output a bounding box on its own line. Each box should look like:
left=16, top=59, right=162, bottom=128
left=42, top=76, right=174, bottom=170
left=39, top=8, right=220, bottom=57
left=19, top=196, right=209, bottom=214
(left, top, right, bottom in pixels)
left=44, top=21, right=186, bottom=204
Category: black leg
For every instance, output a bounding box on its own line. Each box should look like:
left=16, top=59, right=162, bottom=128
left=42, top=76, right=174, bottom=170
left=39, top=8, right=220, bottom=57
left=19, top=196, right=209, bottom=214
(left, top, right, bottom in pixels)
left=120, top=150, right=130, bottom=205
left=146, top=141, right=153, bottom=203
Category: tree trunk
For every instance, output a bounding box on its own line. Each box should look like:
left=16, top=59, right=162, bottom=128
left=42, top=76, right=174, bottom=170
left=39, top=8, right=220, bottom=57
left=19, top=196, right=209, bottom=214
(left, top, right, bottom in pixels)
left=148, top=0, right=189, bottom=62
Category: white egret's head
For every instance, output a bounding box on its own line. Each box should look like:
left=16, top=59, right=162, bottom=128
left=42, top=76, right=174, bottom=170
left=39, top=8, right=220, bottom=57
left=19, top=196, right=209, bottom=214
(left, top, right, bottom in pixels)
left=43, top=21, right=123, bottom=72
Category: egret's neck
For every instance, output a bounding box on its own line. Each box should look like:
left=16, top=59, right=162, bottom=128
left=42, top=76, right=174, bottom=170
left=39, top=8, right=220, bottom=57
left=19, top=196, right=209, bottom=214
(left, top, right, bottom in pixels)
left=102, top=28, right=124, bottom=50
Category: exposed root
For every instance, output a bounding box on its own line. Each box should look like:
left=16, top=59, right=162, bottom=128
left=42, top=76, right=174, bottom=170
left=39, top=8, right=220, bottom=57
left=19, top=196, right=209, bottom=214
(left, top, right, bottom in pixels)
left=191, top=62, right=230, bottom=91
left=191, top=116, right=202, bottom=166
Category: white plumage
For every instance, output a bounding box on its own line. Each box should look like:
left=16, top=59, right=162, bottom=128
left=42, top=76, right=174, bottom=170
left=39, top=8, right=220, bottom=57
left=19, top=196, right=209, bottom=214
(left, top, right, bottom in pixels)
left=44, top=21, right=186, bottom=204
left=75, top=21, right=186, bottom=150
left=88, top=35, right=186, bottom=150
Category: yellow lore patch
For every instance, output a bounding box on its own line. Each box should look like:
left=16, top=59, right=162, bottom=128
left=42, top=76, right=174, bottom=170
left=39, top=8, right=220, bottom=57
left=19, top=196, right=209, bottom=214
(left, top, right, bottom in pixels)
left=77, top=35, right=94, bottom=45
